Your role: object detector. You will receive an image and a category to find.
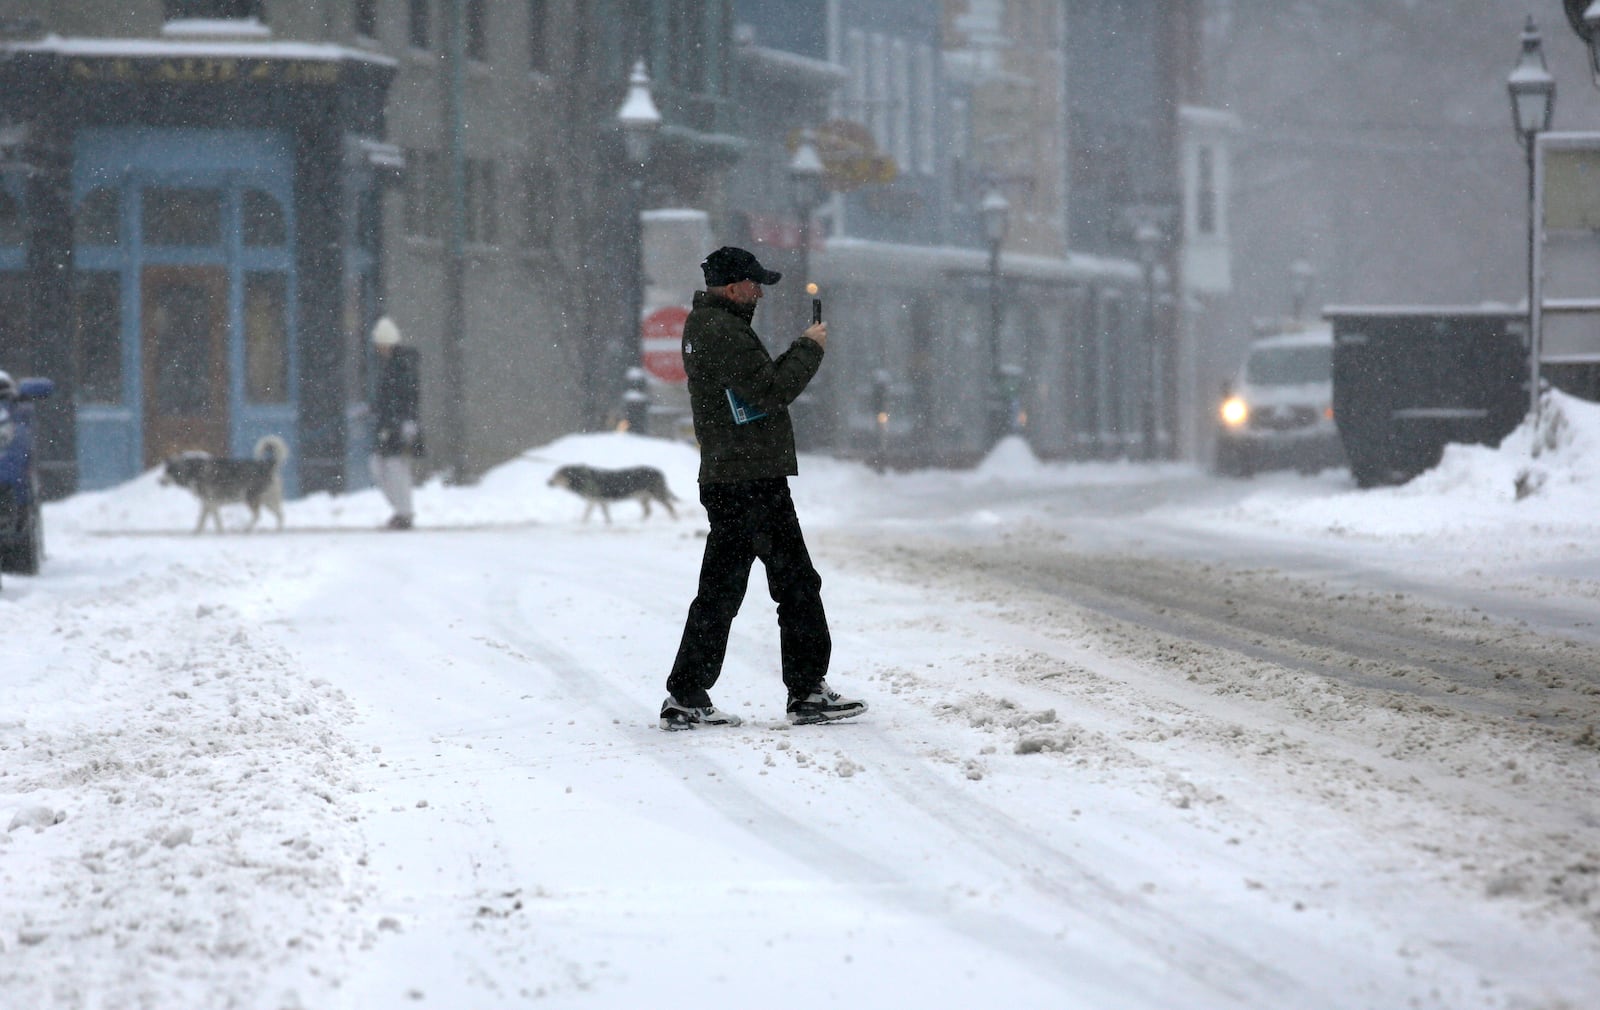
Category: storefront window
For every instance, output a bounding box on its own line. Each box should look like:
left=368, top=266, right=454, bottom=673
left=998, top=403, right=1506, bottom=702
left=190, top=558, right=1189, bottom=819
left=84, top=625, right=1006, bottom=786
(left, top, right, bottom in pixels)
left=144, top=187, right=222, bottom=247
left=75, top=188, right=121, bottom=247
left=244, top=272, right=288, bottom=403
left=74, top=272, right=123, bottom=404
left=242, top=189, right=286, bottom=247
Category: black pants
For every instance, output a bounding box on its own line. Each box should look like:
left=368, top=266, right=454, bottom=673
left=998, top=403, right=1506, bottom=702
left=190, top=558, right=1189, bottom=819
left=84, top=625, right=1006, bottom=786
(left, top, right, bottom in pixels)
left=667, top=477, right=831, bottom=704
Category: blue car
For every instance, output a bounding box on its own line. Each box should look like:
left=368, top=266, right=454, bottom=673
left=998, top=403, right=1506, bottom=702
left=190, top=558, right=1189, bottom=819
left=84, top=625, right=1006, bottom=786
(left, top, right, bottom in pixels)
left=0, top=368, right=54, bottom=576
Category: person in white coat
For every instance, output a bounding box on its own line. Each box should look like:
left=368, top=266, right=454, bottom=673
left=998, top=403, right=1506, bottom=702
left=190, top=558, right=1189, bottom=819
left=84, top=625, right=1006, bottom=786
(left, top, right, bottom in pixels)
left=369, top=317, right=424, bottom=530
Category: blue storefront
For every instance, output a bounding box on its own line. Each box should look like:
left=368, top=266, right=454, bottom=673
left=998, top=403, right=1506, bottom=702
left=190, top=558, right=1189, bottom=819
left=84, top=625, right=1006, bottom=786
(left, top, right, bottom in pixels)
left=0, top=36, right=397, bottom=498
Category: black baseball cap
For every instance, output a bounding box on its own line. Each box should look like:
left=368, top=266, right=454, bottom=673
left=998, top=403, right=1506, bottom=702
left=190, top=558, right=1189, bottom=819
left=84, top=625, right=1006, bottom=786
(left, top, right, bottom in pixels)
left=701, top=246, right=782, bottom=287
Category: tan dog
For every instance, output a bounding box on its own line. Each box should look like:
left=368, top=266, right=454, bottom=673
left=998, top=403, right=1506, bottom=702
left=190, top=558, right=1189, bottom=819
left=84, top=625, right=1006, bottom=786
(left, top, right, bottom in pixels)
left=160, top=435, right=289, bottom=533
left=547, top=464, right=678, bottom=524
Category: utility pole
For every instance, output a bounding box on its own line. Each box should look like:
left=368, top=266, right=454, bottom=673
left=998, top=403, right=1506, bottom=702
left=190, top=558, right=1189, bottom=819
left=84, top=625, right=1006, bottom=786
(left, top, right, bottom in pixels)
left=442, top=0, right=468, bottom=481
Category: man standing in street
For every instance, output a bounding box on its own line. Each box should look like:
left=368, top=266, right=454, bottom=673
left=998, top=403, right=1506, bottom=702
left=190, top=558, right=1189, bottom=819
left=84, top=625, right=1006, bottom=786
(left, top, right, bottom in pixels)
left=660, top=246, right=867, bottom=730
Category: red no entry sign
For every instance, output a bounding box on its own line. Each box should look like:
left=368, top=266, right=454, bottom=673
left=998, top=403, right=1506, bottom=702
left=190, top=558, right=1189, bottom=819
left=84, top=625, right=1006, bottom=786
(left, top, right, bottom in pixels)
left=640, top=305, right=690, bottom=383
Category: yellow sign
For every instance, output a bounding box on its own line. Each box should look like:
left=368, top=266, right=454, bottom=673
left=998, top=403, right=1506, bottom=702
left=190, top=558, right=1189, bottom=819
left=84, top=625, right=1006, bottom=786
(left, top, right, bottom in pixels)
left=66, top=57, right=341, bottom=86
left=795, top=120, right=898, bottom=193
left=1545, top=147, right=1600, bottom=232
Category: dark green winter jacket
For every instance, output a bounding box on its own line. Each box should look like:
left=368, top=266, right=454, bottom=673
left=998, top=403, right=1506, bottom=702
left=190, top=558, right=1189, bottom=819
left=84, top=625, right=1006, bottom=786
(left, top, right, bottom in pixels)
left=682, top=289, right=824, bottom=484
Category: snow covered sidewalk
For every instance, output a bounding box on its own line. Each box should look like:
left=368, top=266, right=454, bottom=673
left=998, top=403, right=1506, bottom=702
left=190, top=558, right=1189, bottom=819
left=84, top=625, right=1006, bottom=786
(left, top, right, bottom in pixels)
left=2, top=553, right=370, bottom=1007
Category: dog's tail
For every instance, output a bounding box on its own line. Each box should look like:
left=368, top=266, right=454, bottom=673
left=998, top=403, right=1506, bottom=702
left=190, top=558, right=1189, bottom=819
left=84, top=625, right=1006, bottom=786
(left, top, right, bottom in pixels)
left=254, top=435, right=291, bottom=474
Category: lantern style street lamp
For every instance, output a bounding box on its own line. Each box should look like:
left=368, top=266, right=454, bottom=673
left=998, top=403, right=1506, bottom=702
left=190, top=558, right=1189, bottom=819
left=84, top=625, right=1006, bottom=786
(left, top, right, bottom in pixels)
left=617, top=60, right=661, bottom=167
left=1569, top=0, right=1600, bottom=86
left=1508, top=17, right=1554, bottom=427
left=615, top=60, right=659, bottom=431
left=788, top=129, right=826, bottom=331
left=788, top=128, right=826, bottom=221
left=1587, top=2, right=1600, bottom=85
left=788, top=128, right=829, bottom=447
left=980, top=186, right=1010, bottom=447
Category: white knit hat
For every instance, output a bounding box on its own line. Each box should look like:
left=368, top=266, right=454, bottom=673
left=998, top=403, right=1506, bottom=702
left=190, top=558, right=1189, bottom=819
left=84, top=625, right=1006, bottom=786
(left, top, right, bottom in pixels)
left=371, top=316, right=402, bottom=347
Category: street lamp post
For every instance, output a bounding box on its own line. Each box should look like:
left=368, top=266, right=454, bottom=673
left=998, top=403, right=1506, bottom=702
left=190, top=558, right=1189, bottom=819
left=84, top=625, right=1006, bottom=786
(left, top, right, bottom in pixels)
left=1507, top=17, right=1555, bottom=429
left=788, top=129, right=826, bottom=297
left=1152, top=263, right=1174, bottom=459
left=980, top=186, right=1010, bottom=448
left=1135, top=221, right=1162, bottom=461
left=1289, top=258, right=1315, bottom=322
left=616, top=60, right=660, bottom=432
left=788, top=129, right=828, bottom=448
left=442, top=0, right=468, bottom=480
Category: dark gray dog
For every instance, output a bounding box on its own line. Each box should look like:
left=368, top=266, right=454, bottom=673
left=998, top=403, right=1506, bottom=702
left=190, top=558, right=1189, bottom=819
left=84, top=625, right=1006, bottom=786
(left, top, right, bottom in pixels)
left=160, top=435, right=289, bottom=534
left=547, top=464, right=678, bottom=524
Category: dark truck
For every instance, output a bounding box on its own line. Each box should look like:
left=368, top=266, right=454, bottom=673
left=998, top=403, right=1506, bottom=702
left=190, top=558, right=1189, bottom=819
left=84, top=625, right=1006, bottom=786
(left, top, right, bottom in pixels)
left=1324, top=306, right=1528, bottom=488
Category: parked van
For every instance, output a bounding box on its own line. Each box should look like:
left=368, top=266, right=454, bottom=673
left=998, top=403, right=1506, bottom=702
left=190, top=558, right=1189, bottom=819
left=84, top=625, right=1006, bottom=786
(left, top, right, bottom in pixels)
left=1214, top=327, right=1345, bottom=477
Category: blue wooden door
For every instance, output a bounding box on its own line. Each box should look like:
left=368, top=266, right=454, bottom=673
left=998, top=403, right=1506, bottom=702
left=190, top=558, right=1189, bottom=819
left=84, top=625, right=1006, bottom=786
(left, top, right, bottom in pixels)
left=72, top=128, right=297, bottom=491
left=142, top=264, right=228, bottom=464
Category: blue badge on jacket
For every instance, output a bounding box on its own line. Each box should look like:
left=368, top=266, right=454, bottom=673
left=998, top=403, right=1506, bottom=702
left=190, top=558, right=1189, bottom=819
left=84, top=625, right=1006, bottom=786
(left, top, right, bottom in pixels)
left=725, top=388, right=767, bottom=424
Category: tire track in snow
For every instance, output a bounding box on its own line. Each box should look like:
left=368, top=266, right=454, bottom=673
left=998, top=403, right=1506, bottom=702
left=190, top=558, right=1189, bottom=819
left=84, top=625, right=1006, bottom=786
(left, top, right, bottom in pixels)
left=838, top=721, right=1295, bottom=1000
left=842, top=536, right=1600, bottom=734
left=824, top=532, right=1600, bottom=961
left=483, top=584, right=1299, bottom=1009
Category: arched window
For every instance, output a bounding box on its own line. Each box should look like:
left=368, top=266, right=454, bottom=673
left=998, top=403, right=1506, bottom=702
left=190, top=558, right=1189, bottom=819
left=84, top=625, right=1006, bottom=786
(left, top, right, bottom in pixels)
left=143, top=187, right=221, bottom=247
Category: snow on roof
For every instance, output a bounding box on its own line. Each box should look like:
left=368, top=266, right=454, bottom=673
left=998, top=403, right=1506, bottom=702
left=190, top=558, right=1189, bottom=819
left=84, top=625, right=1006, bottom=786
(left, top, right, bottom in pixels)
left=735, top=42, right=848, bottom=89
left=1179, top=105, right=1242, bottom=131
left=642, top=207, right=711, bottom=223
left=161, top=18, right=272, bottom=40
left=7, top=32, right=396, bottom=68
left=1252, top=326, right=1333, bottom=348
left=1322, top=303, right=1520, bottom=318
left=819, top=235, right=1142, bottom=287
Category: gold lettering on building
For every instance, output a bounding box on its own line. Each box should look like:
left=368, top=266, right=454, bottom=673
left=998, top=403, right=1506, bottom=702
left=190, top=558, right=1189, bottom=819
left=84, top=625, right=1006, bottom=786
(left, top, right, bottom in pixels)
left=63, top=57, right=341, bottom=86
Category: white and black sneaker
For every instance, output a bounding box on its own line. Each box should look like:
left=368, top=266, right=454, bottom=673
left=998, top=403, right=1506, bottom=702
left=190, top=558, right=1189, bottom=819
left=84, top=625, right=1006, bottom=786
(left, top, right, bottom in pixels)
left=659, top=695, right=744, bottom=731
left=786, top=682, right=867, bottom=725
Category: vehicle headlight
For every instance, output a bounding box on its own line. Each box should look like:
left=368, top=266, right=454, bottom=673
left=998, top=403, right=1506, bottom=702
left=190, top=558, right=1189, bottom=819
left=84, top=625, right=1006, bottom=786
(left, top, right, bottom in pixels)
left=1220, top=396, right=1248, bottom=428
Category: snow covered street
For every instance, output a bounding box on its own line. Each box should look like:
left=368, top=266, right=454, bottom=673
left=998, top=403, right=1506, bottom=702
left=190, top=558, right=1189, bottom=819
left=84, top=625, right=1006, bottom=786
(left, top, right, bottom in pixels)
left=4, top=395, right=1600, bottom=1009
